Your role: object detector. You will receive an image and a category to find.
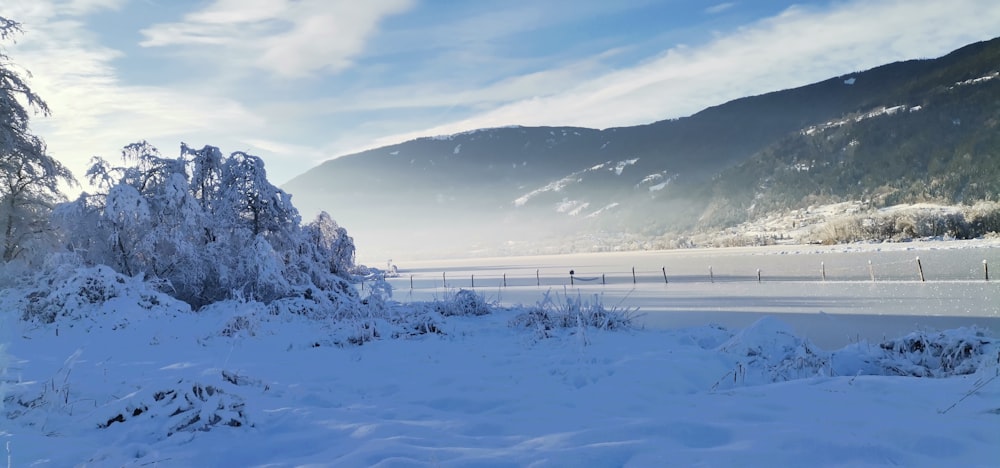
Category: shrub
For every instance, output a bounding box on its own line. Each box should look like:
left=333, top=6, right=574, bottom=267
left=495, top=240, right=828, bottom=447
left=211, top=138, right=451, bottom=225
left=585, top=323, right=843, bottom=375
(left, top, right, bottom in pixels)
left=876, top=327, right=994, bottom=377
left=8, top=260, right=187, bottom=325
left=97, top=380, right=250, bottom=437
left=714, top=316, right=830, bottom=389
left=434, top=289, right=491, bottom=317
left=811, top=202, right=1000, bottom=244
left=509, top=289, right=637, bottom=339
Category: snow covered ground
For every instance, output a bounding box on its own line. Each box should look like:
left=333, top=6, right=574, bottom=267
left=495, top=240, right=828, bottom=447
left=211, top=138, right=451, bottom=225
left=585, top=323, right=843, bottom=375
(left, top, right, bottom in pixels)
left=3, top=241, right=1000, bottom=467
left=387, top=240, right=1000, bottom=348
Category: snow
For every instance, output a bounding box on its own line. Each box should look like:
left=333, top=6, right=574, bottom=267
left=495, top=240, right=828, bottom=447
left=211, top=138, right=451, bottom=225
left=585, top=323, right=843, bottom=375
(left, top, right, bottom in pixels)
left=636, top=172, right=676, bottom=192
left=612, top=158, right=638, bottom=176
left=2, top=242, right=1000, bottom=466
left=586, top=202, right=620, bottom=218
left=424, top=126, right=524, bottom=141
left=555, top=199, right=589, bottom=216
left=453, top=144, right=461, bottom=154
left=844, top=77, right=856, bottom=85
left=952, top=71, right=999, bottom=88
left=801, top=104, right=921, bottom=136
left=514, top=175, right=578, bottom=207
left=639, top=173, right=663, bottom=184
left=515, top=159, right=643, bottom=208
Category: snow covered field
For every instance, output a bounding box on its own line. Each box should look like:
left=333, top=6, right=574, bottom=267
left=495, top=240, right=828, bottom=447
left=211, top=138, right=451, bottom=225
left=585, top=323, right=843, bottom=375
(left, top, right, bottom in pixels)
left=387, top=240, right=1000, bottom=348
left=3, top=241, right=999, bottom=467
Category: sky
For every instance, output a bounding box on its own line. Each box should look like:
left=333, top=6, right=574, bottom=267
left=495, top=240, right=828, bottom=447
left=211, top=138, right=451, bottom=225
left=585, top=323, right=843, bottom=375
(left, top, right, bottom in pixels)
left=4, top=0, right=1000, bottom=191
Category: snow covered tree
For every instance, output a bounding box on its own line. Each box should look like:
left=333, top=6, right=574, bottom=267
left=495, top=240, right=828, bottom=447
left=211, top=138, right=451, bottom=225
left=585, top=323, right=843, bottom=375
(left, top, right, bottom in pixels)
left=219, top=151, right=300, bottom=240
left=182, top=143, right=224, bottom=230
left=303, top=211, right=356, bottom=277
left=0, top=17, right=75, bottom=262
left=56, top=142, right=358, bottom=307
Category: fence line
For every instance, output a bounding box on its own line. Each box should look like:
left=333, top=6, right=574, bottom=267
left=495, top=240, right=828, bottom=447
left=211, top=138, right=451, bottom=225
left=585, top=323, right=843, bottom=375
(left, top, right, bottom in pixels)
left=373, top=257, right=995, bottom=291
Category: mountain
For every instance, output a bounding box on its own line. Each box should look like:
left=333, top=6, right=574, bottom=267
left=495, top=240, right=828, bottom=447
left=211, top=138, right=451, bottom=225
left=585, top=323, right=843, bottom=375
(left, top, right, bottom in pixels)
left=284, top=37, right=1000, bottom=258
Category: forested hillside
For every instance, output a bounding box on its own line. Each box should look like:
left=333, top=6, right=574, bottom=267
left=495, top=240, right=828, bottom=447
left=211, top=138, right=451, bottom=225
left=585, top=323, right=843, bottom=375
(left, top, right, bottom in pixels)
left=702, top=40, right=1000, bottom=228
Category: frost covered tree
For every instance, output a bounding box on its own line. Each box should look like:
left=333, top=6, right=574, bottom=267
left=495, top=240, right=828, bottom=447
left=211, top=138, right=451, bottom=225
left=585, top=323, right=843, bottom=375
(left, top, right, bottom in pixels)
left=219, top=151, right=300, bottom=242
left=294, top=211, right=357, bottom=291
left=0, top=17, right=75, bottom=262
left=75, top=142, right=205, bottom=285
left=304, top=211, right=356, bottom=276
left=56, top=142, right=358, bottom=307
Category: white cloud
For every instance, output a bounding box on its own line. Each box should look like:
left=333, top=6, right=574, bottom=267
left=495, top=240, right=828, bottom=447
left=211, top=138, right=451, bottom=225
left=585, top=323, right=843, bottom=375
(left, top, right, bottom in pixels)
left=6, top=0, right=265, bottom=191
left=366, top=0, right=1000, bottom=148
left=265, top=52, right=619, bottom=116
left=63, top=0, right=126, bottom=15
left=140, top=0, right=415, bottom=78
left=706, top=3, right=736, bottom=15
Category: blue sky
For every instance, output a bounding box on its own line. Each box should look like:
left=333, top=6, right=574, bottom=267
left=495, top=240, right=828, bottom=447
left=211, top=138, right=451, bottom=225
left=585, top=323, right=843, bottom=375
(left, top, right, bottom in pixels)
left=5, top=0, right=1000, bottom=188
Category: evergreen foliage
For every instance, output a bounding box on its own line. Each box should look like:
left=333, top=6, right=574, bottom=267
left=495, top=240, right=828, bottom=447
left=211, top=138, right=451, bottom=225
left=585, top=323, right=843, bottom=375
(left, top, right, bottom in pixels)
left=702, top=41, right=1000, bottom=230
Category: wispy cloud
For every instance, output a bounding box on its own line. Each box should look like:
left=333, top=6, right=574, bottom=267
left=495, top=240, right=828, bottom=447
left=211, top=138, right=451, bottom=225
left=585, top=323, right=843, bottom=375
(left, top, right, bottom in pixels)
left=140, top=0, right=415, bottom=78
left=706, top=3, right=736, bottom=15
left=7, top=0, right=264, bottom=188
left=368, top=0, right=1000, bottom=147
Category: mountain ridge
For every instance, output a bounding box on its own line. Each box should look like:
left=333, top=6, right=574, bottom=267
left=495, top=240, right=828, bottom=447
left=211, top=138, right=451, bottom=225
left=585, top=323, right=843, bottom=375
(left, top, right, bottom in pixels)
left=284, top=36, right=1000, bottom=258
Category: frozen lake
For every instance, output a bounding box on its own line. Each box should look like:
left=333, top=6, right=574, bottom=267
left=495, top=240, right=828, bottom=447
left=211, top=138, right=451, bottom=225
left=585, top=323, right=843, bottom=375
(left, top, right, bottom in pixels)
left=383, top=241, right=1000, bottom=348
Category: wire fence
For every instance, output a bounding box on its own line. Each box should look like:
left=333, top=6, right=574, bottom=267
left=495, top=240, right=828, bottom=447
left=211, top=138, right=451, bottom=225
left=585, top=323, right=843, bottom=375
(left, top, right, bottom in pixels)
left=372, top=255, right=997, bottom=292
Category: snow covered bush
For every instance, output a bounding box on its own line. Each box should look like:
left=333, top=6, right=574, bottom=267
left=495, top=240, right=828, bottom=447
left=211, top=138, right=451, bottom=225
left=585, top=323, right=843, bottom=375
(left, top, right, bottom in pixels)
left=434, top=289, right=492, bottom=317
left=360, top=273, right=393, bottom=313
left=509, top=289, right=636, bottom=339
left=8, top=257, right=187, bottom=325
left=709, top=319, right=997, bottom=390
left=52, top=142, right=360, bottom=309
left=875, top=327, right=995, bottom=377
left=964, top=201, right=1000, bottom=235
left=388, top=303, right=444, bottom=338
left=812, top=203, right=1000, bottom=244
left=714, top=317, right=830, bottom=389
left=97, top=379, right=251, bottom=438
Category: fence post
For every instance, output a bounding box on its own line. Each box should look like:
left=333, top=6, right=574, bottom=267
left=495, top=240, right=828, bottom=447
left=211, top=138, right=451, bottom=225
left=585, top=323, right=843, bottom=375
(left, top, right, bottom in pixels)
left=709, top=266, right=714, bottom=283
left=536, top=269, right=540, bottom=286
left=503, top=273, right=507, bottom=288
left=916, top=257, right=925, bottom=282
left=471, top=274, right=475, bottom=288
left=602, top=274, right=606, bottom=285
left=868, top=260, right=875, bottom=282
left=662, top=267, right=668, bottom=284
left=443, top=272, right=447, bottom=288
left=756, top=268, right=761, bottom=283
left=410, top=275, right=413, bottom=290
left=984, top=260, right=990, bottom=281
left=632, top=267, right=636, bottom=284
left=821, top=261, right=826, bottom=281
